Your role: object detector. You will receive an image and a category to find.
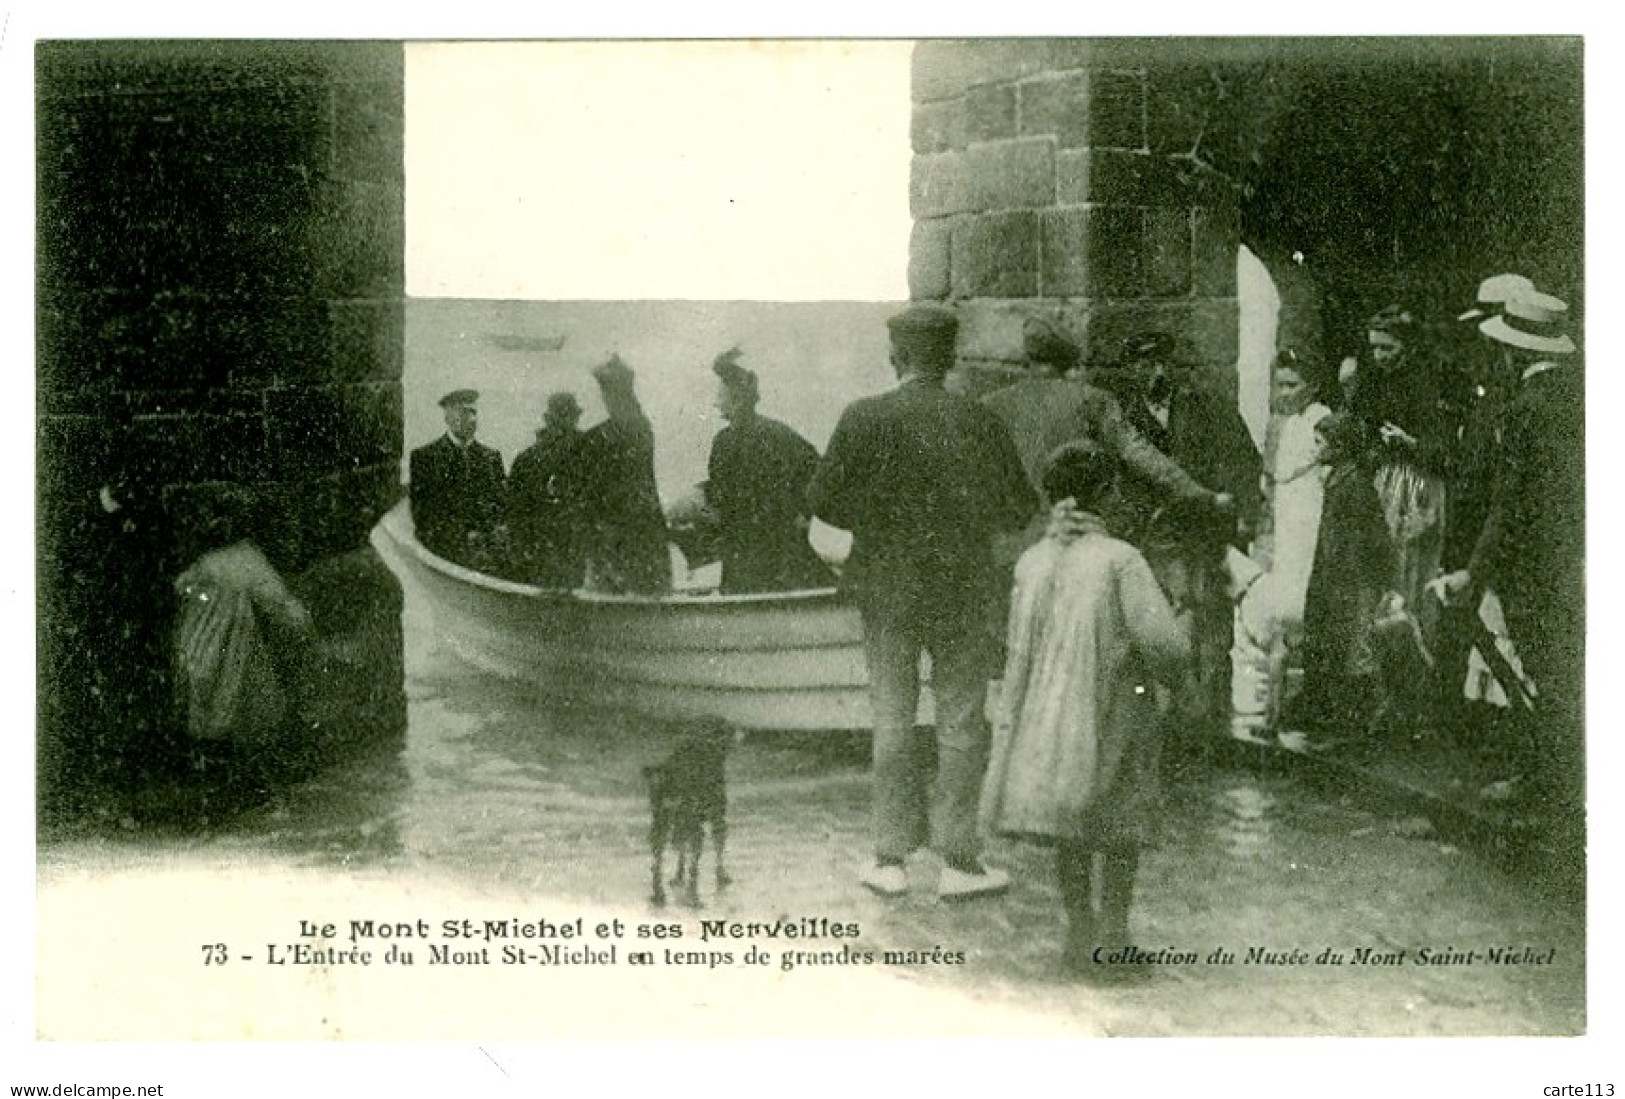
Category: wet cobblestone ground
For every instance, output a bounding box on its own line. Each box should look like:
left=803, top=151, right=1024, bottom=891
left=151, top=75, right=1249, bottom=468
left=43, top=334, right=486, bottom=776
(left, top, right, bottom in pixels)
left=39, top=592, right=1587, bottom=1038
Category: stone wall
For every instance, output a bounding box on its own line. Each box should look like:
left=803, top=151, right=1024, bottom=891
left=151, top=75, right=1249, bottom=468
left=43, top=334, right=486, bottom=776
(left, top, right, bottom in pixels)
left=37, top=42, right=408, bottom=812
left=908, top=40, right=1259, bottom=394
left=907, top=38, right=1583, bottom=388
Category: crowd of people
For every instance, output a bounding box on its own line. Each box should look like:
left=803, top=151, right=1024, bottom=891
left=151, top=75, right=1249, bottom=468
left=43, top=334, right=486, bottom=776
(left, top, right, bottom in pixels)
left=409, top=281, right=1581, bottom=983
left=1232, top=277, right=1582, bottom=802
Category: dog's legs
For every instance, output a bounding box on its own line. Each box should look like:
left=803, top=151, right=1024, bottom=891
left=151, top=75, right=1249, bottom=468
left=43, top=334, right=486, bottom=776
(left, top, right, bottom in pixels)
left=713, top=817, right=731, bottom=891
left=680, top=825, right=703, bottom=908
left=648, top=791, right=669, bottom=908
left=670, top=821, right=689, bottom=888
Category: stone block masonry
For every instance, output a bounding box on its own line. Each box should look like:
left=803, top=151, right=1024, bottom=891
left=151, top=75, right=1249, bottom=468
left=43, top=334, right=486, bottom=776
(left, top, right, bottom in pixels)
left=37, top=41, right=409, bottom=811
left=908, top=40, right=1247, bottom=380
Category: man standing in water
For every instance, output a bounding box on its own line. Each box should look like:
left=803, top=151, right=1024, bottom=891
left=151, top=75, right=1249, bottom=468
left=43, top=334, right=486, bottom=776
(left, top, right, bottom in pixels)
left=809, top=304, right=1035, bottom=900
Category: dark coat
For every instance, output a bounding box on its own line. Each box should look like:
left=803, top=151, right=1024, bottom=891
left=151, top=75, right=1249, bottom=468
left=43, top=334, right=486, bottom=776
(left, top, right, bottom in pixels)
left=409, top=434, right=507, bottom=568
left=558, top=411, right=671, bottom=594
left=808, top=377, right=1036, bottom=643
left=1299, top=459, right=1395, bottom=725
left=1442, top=379, right=1511, bottom=570
left=508, top=427, right=585, bottom=588
left=1119, top=384, right=1261, bottom=541
left=1348, top=362, right=1455, bottom=477
left=1468, top=363, right=1584, bottom=670
left=982, top=377, right=1212, bottom=511
left=707, top=414, right=833, bottom=593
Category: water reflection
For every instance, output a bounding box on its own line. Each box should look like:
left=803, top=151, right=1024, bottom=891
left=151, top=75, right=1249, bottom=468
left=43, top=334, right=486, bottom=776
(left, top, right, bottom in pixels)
left=37, top=635, right=1587, bottom=1035
left=1213, top=782, right=1277, bottom=862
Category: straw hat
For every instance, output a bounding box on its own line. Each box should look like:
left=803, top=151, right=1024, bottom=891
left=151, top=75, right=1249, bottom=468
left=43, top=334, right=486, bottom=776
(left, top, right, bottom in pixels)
left=1458, top=273, right=1535, bottom=322
left=1478, top=289, right=1576, bottom=355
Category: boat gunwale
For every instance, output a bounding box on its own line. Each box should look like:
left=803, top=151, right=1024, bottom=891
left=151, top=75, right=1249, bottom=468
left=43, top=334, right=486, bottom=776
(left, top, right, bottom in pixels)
left=378, top=500, right=845, bottom=611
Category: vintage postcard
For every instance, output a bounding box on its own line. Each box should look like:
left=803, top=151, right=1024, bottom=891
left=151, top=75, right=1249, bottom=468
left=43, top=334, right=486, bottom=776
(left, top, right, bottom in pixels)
left=14, top=22, right=1615, bottom=1096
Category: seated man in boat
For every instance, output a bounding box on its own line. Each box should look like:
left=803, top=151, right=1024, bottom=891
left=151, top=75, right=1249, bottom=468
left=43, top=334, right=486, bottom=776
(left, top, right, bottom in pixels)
left=507, top=390, right=587, bottom=588
left=557, top=355, right=672, bottom=595
left=409, top=388, right=509, bottom=571
left=706, top=347, right=834, bottom=594
left=809, top=303, right=1036, bottom=902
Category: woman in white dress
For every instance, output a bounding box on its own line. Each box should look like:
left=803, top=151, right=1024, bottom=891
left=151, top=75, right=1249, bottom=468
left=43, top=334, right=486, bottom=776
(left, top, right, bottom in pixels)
left=1230, top=351, right=1332, bottom=740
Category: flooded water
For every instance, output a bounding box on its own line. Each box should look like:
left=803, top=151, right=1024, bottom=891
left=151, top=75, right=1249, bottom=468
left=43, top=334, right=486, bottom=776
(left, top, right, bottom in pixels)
left=36, top=573, right=1585, bottom=1039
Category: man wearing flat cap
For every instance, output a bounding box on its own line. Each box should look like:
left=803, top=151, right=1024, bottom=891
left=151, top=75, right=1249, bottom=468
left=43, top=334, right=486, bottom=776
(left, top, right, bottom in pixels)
left=410, top=388, right=508, bottom=570
left=809, top=303, right=1036, bottom=901
left=508, top=391, right=587, bottom=587
left=706, top=347, right=833, bottom=593
left=980, top=319, right=1233, bottom=696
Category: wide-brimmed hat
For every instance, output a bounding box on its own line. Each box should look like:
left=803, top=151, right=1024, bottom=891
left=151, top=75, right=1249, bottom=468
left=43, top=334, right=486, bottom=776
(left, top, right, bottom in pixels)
left=1458, top=273, right=1535, bottom=322
left=1478, top=290, right=1576, bottom=355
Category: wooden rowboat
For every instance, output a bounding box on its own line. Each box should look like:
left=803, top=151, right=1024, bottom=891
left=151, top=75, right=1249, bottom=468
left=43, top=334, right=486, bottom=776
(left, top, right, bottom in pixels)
left=374, top=500, right=931, bottom=731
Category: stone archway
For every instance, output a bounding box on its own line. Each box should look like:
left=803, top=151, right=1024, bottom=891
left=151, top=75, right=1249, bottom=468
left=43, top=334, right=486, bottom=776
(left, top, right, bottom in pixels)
left=1236, top=41, right=1582, bottom=367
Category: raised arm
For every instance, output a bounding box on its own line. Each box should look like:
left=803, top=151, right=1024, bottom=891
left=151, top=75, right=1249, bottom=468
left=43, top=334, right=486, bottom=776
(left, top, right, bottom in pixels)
left=1094, top=389, right=1213, bottom=503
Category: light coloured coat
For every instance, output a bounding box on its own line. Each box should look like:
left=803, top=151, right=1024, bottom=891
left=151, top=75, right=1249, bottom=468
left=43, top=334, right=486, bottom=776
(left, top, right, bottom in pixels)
left=983, top=518, right=1190, bottom=848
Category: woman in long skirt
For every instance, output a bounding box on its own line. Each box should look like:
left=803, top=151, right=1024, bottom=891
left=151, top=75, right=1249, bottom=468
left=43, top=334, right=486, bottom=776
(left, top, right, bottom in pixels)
left=1351, top=305, right=1450, bottom=633
left=983, top=442, right=1191, bottom=984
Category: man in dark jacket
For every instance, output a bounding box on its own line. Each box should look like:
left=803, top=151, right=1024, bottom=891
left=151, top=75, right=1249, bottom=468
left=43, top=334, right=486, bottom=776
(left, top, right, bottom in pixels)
left=1432, top=290, right=1583, bottom=846
left=1432, top=276, right=1534, bottom=734
left=409, top=389, right=507, bottom=571
left=809, top=303, right=1036, bottom=901
left=706, top=347, right=833, bottom=593
left=508, top=391, right=586, bottom=588
left=1107, top=331, right=1261, bottom=737
left=557, top=355, right=672, bottom=595
left=1109, top=331, right=1260, bottom=544
left=983, top=320, right=1232, bottom=554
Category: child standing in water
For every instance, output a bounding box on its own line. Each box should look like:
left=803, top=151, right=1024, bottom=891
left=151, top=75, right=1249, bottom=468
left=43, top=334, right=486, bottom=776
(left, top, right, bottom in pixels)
left=982, top=442, right=1191, bottom=984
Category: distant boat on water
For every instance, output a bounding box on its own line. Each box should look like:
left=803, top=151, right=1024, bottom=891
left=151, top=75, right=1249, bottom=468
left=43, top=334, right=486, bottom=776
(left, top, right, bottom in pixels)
left=484, top=332, right=568, bottom=354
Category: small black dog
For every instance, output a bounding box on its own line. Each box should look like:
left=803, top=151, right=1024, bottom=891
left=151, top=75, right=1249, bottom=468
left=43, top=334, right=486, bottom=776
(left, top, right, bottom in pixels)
left=645, top=723, right=735, bottom=908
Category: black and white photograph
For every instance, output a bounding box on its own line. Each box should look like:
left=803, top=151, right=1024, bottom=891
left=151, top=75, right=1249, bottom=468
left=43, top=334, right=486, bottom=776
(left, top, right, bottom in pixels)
left=14, top=21, right=1616, bottom=1094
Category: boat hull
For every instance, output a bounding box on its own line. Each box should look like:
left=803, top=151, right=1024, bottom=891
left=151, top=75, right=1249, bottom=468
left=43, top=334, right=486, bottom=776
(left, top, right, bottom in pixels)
left=374, top=501, right=931, bottom=731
